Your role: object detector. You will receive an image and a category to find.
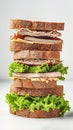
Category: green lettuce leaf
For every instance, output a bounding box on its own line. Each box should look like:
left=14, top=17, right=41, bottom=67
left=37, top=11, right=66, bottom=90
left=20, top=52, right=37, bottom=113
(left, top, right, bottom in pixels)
left=6, top=93, right=70, bottom=116
left=9, top=62, right=29, bottom=77
left=29, top=64, right=49, bottom=73
left=9, top=62, right=68, bottom=80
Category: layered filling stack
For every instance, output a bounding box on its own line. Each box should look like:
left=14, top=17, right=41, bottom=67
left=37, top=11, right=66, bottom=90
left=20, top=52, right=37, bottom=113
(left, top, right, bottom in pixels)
left=6, top=19, right=70, bottom=118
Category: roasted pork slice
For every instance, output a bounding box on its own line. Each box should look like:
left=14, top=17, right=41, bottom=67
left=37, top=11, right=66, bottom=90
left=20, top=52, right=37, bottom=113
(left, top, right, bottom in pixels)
left=12, top=72, right=62, bottom=78
left=15, top=59, right=62, bottom=66
left=15, top=28, right=61, bottom=38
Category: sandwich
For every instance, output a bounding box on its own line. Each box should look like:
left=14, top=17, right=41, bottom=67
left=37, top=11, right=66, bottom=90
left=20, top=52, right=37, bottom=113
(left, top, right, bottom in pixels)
left=6, top=19, right=70, bottom=118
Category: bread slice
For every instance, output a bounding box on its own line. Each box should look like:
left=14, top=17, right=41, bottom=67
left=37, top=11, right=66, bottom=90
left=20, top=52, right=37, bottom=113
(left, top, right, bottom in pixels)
left=10, top=19, right=64, bottom=30
left=13, top=78, right=57, bottom=88
left=10, top=40, right=62, bottom=51
left=10, top=84, right=63, bottom=96
left=14, top=50, right=60, bottom=60
left=12, top=72, right=62, bottom=78
left=10, top=107, right=60, bottom=118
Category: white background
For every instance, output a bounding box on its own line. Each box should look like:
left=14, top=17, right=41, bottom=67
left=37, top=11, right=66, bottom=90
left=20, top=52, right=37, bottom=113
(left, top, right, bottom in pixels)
left=0, top=0, right=73, bottom=80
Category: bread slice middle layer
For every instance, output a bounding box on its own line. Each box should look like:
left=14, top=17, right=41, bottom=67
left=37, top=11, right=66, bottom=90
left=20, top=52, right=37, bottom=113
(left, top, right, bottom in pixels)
left=14, top=50, right=60, bottom=60
left=10, top=40, right=62, bottom=51
left=13, top=78, right=57, bottom=88
left=10, top=84, right=63, bottom=97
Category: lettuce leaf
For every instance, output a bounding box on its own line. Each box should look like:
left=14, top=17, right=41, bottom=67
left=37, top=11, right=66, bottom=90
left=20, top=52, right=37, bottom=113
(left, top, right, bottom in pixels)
left=9, top=62, right=68, bottom=80
left=29, top=63, right=49, bottom=73
left=6, top=93, right=70, bottom=116
left=9, top=62, right=29, bottom=77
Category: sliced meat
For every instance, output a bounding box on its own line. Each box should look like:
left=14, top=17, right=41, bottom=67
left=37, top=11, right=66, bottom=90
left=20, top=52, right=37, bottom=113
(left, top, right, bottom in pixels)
left=15, top=59, right=62, bottom=66
left=12, top=72, right=62, bottom=78
left=24, top=36, right=62, bottom=43
left=16, top=28, right=61, bottom=38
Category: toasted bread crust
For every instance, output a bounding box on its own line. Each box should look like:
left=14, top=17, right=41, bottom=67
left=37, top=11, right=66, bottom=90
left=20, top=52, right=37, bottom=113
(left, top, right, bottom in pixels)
left=10, top=19, right=64, bottom=30
left=10, top=107, right=60, bottom=118
left=14, top=78, right=57, bottom=88
left=10, top=41, right=62, bottom=51
left=14, top=50, right=60, bottom=60
left=10, top=84, right=63, bottom=96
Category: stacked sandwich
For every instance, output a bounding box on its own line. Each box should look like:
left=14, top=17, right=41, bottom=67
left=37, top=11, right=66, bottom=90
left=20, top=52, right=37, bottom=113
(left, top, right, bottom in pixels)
left=6, top=19, right=70, bottom=118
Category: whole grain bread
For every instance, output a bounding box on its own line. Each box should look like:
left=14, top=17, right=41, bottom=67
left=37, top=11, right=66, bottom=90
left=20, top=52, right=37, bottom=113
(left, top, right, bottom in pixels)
left=10, top=41, right=62, bottom=51
left=10, top=19, right=64, bottom=31
left=14, top=50, right=60, bottom=60
left=13, top=78, right=57, bottom=88
left=10, top=84, right=63, bottom=96
left=10, top=107, right=60, bottom=118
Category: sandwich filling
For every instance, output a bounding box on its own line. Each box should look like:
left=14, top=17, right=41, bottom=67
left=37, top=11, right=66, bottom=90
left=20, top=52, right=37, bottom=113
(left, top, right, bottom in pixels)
left=11, top=28, right=61, bottom=38
left=6, top=93, right=70, bottom=116
left=9, top=62, right=68, bottom=80
left=16, top=28, right=61, bottom=37
left=15, top=59, right=62, bottom=66
left=10, top=28, right=62, bottom=44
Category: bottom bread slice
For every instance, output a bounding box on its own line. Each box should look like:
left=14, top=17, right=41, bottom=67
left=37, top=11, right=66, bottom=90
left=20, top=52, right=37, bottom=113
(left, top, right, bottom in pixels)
left=10, top=107, right=60, bottom=118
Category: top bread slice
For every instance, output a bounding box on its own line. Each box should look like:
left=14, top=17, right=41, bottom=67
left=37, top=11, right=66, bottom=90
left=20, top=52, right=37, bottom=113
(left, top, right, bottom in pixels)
left=10, top=19, right=64, bottom=31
